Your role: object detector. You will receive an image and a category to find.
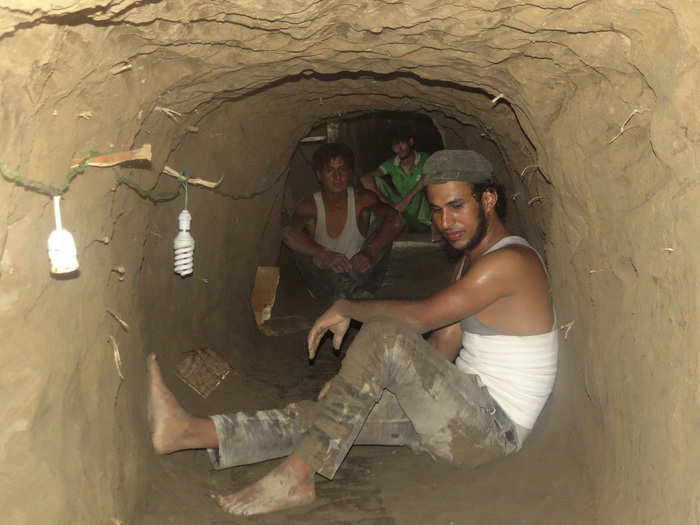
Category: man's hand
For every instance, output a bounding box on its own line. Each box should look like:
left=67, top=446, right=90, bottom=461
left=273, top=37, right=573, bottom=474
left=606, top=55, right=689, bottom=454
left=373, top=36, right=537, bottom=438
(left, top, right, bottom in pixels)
left=308, top=301, right=351, bottom=359
left=318, top=249, right=352, bottom=273
left=394, top=197, right=411, bottom=213
left=350, top=250, right=372, bottom=273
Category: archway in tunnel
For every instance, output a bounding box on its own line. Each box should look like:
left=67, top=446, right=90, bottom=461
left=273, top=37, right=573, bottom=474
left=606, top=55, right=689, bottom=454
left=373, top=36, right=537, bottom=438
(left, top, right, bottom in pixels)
left=0, top=3, right=697, bottom=525
left=283, top=110, right=445, bottom=221
left=280, top=103, right=531, bottom=222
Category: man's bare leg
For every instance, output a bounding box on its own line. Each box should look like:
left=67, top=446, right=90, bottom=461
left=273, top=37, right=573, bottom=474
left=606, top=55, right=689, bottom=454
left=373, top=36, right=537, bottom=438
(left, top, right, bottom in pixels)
left=216, top=454, right=315, bottom=516
left=147, top=353, right=218, bottom=453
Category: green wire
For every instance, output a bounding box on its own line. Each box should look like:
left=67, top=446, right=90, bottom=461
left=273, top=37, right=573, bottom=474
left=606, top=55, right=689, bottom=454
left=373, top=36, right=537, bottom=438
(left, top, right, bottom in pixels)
left=1, top=155, right=280, bottom=204
left=0, top=152, right=100, bottom=196
left=114, top=175, right=182, bottom=203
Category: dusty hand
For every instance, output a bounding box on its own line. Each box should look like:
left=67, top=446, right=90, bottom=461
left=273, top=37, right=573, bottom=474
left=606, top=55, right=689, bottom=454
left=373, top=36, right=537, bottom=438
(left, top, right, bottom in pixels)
left=318, top=250, right=352, bottom=273
left=350, top=250, right=372, bottom=273
left=307, top=301, right=351, bottom=359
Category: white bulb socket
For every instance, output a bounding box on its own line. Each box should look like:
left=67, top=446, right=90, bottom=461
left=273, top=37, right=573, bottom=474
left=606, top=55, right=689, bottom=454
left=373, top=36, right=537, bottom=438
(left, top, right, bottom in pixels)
left=173, top=209, right=195, bottom=277
left=48, top=195, right=79, bottom=274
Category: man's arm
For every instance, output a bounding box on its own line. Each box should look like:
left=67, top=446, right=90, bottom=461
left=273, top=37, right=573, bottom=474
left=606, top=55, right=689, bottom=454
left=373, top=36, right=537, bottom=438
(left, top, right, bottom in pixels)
left=308, top=246, right=554, bottom=357
left=350, top=189, right=404, bottom=272
left=394, top=177, right=425, bottom=212
left=308, top=251, right=514, bottom=357
left=359, top=168, right=391, bottom=204
left=423, top=253, right=466, bottom=361
left=282, top=199, right=351, bottom=273
left=427, top=322, right=463, bottom=361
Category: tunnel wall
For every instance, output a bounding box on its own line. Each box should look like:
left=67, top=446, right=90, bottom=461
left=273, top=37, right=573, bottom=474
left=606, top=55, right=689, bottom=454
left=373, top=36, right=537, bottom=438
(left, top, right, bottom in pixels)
left=0, top=2, right=698, bottom=524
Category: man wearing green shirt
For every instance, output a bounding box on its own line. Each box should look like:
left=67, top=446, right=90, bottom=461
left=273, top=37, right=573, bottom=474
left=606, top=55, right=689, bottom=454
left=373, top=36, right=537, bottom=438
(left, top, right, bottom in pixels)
left=360, top=125, right=432, bottom=232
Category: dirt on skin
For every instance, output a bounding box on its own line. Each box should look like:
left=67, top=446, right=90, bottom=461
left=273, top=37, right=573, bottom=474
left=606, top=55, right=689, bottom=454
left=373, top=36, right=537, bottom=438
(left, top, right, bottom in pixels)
left=0, top=2, right=697, bottom=525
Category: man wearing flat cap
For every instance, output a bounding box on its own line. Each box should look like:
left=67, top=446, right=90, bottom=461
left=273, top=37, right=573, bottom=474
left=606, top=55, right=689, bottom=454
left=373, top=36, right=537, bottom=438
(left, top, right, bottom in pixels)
left=146, top=150, right=559, bottom=516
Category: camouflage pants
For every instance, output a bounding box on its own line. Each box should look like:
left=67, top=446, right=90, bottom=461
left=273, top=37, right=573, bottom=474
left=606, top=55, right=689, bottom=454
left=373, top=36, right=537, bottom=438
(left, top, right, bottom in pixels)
left=208, top=318, right=518, bottom=479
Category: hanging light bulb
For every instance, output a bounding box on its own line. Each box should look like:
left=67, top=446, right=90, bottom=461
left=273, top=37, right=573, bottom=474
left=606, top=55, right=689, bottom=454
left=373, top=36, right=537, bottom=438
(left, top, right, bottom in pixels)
left=173, top=209, right=195, bottom=277
left=48, top=195, right=79, bottom=274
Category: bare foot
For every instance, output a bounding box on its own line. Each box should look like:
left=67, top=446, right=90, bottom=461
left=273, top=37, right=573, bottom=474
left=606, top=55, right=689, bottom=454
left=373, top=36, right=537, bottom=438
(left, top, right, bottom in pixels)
left=147, top=353, right=198, bottom=454
left=216, top=455, right=315, bottom=516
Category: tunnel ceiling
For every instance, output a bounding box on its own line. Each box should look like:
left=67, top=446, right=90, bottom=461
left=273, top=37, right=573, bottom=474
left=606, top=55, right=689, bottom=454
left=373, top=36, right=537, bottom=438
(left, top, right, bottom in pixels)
left=6, top=0, right=695, bottom=194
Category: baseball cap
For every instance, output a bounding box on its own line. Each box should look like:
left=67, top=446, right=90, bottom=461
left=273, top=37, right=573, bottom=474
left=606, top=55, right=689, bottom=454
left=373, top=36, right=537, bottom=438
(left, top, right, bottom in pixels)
left=422, top=150, right=493, bottom=185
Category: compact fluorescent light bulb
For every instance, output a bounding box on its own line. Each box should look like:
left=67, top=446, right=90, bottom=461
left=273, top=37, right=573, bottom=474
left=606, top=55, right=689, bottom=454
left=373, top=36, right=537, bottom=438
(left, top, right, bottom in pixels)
left=173, top=209, right=195, bottom=276
left=48, top=195, right=79, bottom=274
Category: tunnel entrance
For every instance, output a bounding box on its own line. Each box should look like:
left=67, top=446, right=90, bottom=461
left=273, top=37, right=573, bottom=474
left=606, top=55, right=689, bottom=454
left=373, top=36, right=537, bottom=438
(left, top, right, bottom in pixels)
left=283, top=110, right=444, bottom=220
left=277, top=108, right=525, bottom=300
left=281, top=109, right=523, bottom=232
left=273, top=111, right=452, bottom=341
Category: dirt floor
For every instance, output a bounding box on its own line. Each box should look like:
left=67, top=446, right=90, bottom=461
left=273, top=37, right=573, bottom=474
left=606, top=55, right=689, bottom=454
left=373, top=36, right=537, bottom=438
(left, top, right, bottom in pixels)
left=137, top=236, right=595, bottom=524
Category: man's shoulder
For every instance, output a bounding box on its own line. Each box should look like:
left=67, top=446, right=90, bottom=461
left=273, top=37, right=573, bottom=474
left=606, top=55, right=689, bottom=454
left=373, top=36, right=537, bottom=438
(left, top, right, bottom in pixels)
left=379, top=157, right=396, bottom=173
left=354, top=186, right=379, bottom=207
left=472, top=242, right=544, bottom=279
left=415, top=151, right=429, bottom=166
left=453, top=247, right=539, bottom=301
left=294, top=195, right=318, bottom=217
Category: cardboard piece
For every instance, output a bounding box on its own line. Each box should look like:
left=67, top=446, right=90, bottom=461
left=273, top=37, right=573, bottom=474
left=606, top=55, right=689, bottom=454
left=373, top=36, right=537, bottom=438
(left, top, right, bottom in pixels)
left=175, top=348, right=231, bottom=398
left=251, top=266, right=280, bottom=329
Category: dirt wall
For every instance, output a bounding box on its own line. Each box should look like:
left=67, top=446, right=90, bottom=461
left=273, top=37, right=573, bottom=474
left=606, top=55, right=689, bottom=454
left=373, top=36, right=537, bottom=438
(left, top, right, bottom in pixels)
left=0, top=2, right=697, bottom=524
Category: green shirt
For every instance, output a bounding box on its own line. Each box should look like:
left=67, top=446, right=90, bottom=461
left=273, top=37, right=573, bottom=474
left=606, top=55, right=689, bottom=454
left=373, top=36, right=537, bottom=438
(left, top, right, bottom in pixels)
left=377, top=151, right=431, bottom=231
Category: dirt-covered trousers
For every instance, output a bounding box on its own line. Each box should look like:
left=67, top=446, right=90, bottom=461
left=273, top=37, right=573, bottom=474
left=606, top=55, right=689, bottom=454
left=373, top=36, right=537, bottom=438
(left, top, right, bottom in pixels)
left=208, top=318, right=518, bottom=479
left=292, top=215, right=391, bottom=304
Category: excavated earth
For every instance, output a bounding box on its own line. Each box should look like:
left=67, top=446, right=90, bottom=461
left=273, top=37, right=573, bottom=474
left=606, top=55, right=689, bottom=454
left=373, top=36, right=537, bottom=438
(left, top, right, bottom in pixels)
left=0, top=2, right=698, bottom=524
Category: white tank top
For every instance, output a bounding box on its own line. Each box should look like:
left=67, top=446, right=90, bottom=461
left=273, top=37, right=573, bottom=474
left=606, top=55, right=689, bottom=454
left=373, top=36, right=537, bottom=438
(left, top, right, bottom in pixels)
left=455, top=236, right=558, bottom=430
left=312, top=187, right=365, bottom=259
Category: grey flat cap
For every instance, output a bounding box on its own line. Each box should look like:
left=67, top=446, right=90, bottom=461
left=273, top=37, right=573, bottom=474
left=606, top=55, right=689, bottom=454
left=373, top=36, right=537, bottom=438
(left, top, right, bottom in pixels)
left=422, top=150, right=493, bottom=185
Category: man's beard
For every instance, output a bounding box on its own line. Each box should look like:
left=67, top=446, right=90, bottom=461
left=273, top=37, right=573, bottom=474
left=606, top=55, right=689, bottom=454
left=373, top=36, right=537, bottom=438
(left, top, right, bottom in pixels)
left=463, top=203, right=487, bottom=252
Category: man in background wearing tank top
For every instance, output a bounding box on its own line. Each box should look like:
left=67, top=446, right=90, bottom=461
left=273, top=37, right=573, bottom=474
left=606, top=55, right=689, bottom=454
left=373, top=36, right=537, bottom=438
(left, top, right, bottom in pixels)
left=146, top=150, right=558, bottom=516
left=282, top=143, right=404, bottom=304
